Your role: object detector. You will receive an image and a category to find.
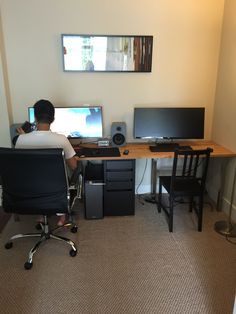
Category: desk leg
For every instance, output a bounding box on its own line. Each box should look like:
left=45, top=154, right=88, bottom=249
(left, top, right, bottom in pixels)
left=145, top=158, right=158, bottom=203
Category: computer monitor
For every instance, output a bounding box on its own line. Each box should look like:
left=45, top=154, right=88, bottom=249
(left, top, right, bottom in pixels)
left=28, top=106, right=103, bottom=139
left=133, top=107, right=205, bottom=139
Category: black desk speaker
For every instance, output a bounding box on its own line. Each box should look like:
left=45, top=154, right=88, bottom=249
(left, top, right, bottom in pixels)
left=111, top=122, right=126, bottom=147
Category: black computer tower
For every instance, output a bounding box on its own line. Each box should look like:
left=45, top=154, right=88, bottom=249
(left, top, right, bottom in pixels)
left=103, top=159, right=135, bottom=216
left=84, top=163, right=104, bottom=219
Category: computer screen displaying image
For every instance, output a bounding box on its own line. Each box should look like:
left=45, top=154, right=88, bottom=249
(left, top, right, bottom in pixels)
left=28, top=106, right=103, bottom=139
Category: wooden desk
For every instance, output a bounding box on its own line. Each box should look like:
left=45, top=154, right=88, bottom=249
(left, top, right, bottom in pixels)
left=76, top=140, right=236, bottom=161
left=75, top=140, right=236, bottom=211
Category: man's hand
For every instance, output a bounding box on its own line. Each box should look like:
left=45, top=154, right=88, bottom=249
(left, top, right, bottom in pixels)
left=16, top=127, right=25, bottom=134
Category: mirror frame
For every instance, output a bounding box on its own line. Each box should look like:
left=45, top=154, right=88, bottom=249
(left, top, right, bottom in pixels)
left=61, top=34, right=153, bottom=73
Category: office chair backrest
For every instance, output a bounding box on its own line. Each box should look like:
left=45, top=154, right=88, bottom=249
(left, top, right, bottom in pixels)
left=171, top=148, right=213, bottom=191
left=0, top=148, right=69, bottom=215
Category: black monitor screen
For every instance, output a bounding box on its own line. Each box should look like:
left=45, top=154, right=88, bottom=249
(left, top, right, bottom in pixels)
left=134, top=107, right=205, bottom=139
left=28, top=106, right=103, bottom=138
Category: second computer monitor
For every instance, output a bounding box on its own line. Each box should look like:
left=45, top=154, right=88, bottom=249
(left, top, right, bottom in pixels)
left=28, top=106, right=103, bottom=139
left=133, top=107, right=205, bottom=140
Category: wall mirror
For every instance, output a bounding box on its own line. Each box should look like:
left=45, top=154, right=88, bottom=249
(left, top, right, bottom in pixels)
left=61, top=34, right=153, bottom=72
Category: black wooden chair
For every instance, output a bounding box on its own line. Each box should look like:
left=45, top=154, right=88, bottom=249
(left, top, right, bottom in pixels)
left=0, top=147, right=79, bottom=269
left=158, top=148, right=213, bottom=232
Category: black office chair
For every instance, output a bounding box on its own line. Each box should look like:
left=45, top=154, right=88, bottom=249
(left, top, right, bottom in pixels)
left=0, top=147, right=79, bottom=270
left=158, top=148, right=213, bottom=232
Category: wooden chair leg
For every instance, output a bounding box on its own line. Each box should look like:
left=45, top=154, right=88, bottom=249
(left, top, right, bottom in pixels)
left=169, top=197, right=174, bottom=232
left=198, top=196, right=203, bottom=232
left=158, top=181, right=162, bottom=213
left=189, top=196, right=194, bottom=212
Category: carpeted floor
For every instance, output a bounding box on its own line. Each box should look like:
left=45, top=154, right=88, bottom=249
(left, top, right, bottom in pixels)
left=0, top=198, right=235, bottom=314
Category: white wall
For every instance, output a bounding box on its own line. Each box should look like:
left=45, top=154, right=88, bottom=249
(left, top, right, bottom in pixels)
left=208, top=0, right=236, bottom=220
left=0, top=0, right=225, bottom=193
left=0, top=8, right=10, bottom=147
left=212, top=0, right=236, bottom=153
left=0, top=61, right=10, bottom=147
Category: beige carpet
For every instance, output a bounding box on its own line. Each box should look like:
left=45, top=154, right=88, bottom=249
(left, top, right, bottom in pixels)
left=0, top=198, right=235, bottom=314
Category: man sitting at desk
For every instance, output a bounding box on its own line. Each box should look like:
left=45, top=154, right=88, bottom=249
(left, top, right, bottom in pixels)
left=15, top=99, right=78, bottom=226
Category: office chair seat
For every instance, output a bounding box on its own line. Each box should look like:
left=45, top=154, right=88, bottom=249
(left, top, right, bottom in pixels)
left=161, top=176, right=202, bottom=196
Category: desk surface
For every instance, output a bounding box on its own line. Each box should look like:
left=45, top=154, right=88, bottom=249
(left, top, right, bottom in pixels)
left=75, top=140, right=236, bottom=161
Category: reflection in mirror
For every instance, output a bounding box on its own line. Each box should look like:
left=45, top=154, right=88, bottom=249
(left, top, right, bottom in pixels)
left=62, top=35, right=153, bottom=72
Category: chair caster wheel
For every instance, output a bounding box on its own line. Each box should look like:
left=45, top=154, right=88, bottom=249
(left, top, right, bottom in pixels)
left=70, top=249, right=77, bottom=257
left=71, top=226, right=78, bottom=233
left=24, top=262, right=33, bottom=270
left=5, top=242, right=13, bottom=249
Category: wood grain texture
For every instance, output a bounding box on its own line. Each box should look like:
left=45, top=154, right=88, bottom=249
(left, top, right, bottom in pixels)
left=75, top=140, right=236, bottom=160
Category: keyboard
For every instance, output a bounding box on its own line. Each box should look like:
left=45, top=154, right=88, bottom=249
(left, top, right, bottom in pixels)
left=149, top=143, right=192, bottom=152
left=75, top=147, right=121, bottom=157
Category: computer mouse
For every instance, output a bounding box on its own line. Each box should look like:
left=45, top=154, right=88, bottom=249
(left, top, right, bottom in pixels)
left=123, top=149, right=129, bottom=155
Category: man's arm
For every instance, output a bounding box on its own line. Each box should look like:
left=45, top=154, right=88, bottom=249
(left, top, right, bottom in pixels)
left=66, top=156, right=78, bottom=170
left=12, top=127, right=25, bottom=146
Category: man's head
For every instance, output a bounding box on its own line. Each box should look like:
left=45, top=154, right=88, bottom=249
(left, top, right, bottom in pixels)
left=34, top=99, right=55, bottom=124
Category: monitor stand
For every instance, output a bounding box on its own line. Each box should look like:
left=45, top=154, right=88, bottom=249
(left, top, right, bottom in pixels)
left=149, top=140, right=180, bottom=152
